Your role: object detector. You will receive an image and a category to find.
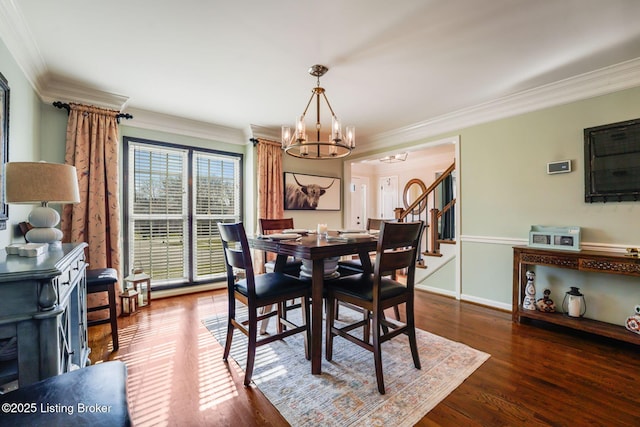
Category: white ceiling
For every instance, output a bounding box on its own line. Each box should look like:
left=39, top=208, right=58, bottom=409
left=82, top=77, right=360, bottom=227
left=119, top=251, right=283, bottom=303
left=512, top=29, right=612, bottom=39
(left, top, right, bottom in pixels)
left=2, top=0, right=640, bottom=150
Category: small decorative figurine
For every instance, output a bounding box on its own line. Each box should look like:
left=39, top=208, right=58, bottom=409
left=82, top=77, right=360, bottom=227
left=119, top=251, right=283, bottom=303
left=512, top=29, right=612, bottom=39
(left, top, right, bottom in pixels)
left=522, top=271, right=537, bottom=311
left=536, top=288, right=556, bottom=312
left=625, top=305, right=640, bottom=335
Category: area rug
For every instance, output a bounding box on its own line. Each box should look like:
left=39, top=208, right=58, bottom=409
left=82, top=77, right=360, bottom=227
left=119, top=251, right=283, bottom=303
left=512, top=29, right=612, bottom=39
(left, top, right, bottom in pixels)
left=202, top=306, right=489, bottom=426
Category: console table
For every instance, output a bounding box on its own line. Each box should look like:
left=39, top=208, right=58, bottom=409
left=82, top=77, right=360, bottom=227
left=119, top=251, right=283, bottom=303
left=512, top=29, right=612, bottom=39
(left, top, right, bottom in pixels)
left=513, top=245, right=640, bottom=345
left=0, top=243, right=89, bottom=387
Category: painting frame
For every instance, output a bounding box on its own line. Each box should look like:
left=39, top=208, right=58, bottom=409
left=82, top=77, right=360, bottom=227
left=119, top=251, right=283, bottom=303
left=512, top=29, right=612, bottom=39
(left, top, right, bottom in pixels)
left=0, top=72, right=9, bottom=227
left=284, top=172, right=341, bottom=211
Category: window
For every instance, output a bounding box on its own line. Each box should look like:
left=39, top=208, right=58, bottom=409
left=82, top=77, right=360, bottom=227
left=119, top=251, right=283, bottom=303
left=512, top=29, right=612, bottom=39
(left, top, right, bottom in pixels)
left=193, top=152, right=240, bottom=278
left=124, top=137, right=242, bottom=289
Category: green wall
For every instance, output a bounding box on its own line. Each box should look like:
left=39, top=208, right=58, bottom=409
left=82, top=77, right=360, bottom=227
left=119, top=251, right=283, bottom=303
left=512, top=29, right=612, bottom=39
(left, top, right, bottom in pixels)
left=461, top=87, right=640, bottom=242
left=416, top=256, right=456, bottom=295
left=39, top=104, right=67, bottom=164
left=0, top=38, right=42, bottom=248
left=456, top=87, right=640, bottom=324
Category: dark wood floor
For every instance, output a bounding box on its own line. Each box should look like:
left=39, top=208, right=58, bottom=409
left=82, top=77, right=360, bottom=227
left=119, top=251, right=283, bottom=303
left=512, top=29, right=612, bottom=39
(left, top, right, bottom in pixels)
left=89, top=289, right=640, bottom=426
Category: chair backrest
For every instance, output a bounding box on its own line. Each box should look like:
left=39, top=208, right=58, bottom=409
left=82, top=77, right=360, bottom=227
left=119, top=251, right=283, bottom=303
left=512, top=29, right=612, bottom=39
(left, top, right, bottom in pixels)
left=259, top=218, right=295, bottom=234
left=366, top=218, right=393, bottom=231
left=217, top=222, right=256, bottom=295
left=374, top=221, right=423, bottom=286
left=258, top=218, right=296, bottom=264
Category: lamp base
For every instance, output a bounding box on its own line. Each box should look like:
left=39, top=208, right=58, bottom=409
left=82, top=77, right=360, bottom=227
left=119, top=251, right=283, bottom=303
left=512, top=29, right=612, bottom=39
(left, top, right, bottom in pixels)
left=28, top=206, right=60, bottom=228
left=26, top=205, right=64, bottom=250
left=25, top=227, right=64, bottom=243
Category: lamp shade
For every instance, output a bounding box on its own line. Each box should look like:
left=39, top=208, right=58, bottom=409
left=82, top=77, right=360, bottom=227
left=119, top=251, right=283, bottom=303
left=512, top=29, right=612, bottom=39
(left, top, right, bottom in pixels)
left=5, top=162, right=80, bottom=204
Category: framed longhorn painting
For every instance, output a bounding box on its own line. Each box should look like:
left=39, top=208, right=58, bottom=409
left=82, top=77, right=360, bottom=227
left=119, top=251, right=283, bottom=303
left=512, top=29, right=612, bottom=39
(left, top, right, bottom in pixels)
left=284, top=172, right=341, bottom=211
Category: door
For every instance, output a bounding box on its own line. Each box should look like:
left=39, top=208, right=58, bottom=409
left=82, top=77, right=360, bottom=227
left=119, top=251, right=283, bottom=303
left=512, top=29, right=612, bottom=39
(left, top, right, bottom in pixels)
left=378, top=176, right=398, bottom=219
left=350, top=176, right=368, bottom=229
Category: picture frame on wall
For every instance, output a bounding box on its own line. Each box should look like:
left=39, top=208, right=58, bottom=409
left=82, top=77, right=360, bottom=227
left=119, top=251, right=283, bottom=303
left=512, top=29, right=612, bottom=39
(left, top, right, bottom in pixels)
left=284, top=172, right=341, bottom=211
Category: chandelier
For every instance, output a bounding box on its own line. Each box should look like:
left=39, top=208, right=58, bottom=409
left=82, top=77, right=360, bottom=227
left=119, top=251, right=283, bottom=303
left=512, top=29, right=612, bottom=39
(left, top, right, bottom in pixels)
left=282, top=64, right=355, bottom=159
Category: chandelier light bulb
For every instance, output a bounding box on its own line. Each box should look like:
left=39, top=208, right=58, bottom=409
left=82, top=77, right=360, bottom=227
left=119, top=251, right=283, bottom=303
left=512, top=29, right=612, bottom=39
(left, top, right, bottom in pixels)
left=346, top=126, right=355, bottom=148
left=296, top=116, right=306, bottom=141
left=331, top=116, right=342, bottom=142
left=281, top=126, right=292, bottom=147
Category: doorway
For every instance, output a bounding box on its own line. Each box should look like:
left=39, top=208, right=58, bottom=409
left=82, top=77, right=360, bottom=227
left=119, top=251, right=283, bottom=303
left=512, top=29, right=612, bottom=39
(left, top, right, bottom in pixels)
left=344, top=135, right=461, bottom=298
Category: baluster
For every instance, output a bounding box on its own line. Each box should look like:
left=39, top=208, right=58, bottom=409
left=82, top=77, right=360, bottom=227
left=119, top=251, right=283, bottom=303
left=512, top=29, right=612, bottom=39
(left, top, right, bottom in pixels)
left=430, top=208, right=439, bottom=255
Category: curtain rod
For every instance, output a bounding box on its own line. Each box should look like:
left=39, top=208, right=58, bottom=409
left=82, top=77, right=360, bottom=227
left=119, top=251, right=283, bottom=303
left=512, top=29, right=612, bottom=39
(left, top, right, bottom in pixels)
left=53, top=101, right=133, bottom=123
left=250, top=138, right=282, bottom=148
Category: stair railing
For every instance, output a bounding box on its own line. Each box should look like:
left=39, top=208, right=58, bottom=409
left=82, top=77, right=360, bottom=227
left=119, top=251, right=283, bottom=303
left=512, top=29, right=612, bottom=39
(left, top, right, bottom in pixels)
left=395, top=161, right=455, bottom=256
left=429, top=196, right=456, bottom=255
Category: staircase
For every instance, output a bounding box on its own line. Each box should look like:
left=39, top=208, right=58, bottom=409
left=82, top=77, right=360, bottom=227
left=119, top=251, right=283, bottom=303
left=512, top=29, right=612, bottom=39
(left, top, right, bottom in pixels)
left=395, top=161, right=456, bottom=269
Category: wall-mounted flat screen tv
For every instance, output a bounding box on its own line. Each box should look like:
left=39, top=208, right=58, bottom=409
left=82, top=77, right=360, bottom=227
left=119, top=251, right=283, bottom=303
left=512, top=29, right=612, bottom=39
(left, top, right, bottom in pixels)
left=584, top=118, right=640, bottom=203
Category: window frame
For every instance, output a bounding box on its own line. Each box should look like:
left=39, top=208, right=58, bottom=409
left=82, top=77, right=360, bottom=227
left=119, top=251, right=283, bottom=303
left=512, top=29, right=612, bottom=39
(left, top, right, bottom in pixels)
left=123, top=136, right=243, bottom=290
left=192, top=150, right=242, bottom=280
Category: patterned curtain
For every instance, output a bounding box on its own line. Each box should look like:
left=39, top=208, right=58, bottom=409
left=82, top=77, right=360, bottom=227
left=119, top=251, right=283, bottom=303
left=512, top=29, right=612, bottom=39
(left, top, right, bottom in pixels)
left=256, top=138, right=284, bottom=273
left=60, top=103, right=122, bottom=277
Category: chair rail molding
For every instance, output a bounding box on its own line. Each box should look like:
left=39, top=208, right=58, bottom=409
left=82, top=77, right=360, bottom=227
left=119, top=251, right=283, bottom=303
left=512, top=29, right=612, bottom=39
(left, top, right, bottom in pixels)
left=460, top=235, right=634, bottom=254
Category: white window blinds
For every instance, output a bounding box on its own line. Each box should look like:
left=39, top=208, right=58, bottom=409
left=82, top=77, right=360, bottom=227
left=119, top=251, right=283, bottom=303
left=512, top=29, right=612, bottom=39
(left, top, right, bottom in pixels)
left=127, top=140, right=241, bottom=287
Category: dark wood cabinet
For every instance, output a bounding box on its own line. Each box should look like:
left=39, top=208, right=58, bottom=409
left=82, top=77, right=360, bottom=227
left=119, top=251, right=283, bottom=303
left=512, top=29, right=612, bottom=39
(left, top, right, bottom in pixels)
left=0, top=243, right=89, bottom=387
left=513, top=245, right=640, bottom=345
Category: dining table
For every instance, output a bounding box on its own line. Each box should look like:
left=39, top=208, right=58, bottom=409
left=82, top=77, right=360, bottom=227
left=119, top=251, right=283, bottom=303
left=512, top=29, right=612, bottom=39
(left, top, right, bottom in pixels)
left=247, top=231, right=377, bottom=374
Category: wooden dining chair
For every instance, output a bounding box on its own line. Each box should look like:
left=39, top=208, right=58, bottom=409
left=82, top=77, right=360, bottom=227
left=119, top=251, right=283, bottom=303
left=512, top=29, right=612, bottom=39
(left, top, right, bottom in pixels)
left=338, top=218, right=390, bottom=272
left=217, top=222, right=311, bottom=386
left=259, top=218, right=303, bottom=276
left=338, top=218, right=401, bottom=320
left=258, top=217, right=305, bottom=333
left=325, top=221, right=423, bottom=394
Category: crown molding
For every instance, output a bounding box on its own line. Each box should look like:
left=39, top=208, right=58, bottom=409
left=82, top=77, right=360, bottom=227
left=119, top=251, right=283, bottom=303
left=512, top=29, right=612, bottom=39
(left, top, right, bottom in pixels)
left=248, top=124, right=281, bottom=142
left=368, top=57, right=640, bottom=150
left=0, top=1, right=129, bottom=111
left=0, top=0, right=47, bottom=92
left=124, top=107, right=246, bottom=145
left=40, top=75, right=130, bottom=111
left=3, top=0, right=640, bottom=152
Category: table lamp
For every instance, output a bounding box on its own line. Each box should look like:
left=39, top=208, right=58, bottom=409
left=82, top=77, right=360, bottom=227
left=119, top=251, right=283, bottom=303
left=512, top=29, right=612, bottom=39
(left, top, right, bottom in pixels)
left=5, top=161, right=80, bottom=249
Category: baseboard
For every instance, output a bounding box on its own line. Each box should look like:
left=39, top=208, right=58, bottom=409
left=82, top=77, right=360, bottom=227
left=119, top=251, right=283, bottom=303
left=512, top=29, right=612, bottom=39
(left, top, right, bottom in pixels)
left=153, top=282, right=226, bottom=300
left=415, top=285, right=457, bottom=298
left=460, top=293, right=511, bottom=312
